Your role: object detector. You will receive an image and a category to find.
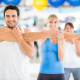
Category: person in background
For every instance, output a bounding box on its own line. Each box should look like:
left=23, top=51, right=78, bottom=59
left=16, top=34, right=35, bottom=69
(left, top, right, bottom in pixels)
left=63, top=22, right=80, bottom=80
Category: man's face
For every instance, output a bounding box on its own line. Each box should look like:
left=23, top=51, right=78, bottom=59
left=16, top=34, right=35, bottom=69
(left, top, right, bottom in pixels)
left=4, top=9, right=20, bottom=29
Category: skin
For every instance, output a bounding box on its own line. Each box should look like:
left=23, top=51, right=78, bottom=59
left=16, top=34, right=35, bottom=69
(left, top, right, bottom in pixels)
left=4, top=10, right=19, bottom=29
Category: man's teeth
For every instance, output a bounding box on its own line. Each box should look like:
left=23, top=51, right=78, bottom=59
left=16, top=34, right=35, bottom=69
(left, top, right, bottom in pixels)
left=9, top=22, right=14, bottom=24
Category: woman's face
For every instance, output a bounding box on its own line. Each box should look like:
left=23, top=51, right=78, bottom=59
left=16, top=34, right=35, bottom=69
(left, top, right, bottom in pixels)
left=47, top=18, right=58, bottom=29
left=65, top=24, right=74, bottom=33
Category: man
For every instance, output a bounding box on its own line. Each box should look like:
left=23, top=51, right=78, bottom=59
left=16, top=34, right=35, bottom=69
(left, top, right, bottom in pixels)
left=0, top=5, right=60, bottom=80
left=0, top=5, right=34, bottom=80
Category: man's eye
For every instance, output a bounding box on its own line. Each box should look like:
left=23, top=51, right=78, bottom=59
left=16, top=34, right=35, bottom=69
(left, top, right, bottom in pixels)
left=12, top=15, right=16, bottom=17
left=6, top=16, right=9, bottom=17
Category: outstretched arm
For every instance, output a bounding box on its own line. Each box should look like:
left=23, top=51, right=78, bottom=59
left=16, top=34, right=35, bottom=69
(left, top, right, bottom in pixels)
left=0, top=26, right=58, bottom=42
left=22, top=28, right=58, bottom=42
left=64, top=32, right=80, bottom=39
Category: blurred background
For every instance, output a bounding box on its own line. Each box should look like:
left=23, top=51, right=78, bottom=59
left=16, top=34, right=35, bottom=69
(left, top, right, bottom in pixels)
left=0, top=0, right=80, bottom=80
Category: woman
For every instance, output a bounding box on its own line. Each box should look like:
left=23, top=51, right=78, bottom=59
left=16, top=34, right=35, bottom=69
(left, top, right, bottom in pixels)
left=63, top=22, right=80, bottom=80
left=37, top=14, right=65, bottom=80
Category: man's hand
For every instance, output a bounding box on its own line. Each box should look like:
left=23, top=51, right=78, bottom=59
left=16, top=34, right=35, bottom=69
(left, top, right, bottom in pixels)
left=42, top=28, right=59, bottom=39
left=12, top=27, right=23, bottom=40
left=12, top=27, right=34, bottom=57
left=49, top=28, right=59, bottom=39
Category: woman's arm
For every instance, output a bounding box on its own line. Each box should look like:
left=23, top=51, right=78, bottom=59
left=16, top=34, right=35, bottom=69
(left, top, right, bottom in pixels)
left=58, top=35, right=65, bottom=61
left=74, top=38, right=80, bottom=57
left=64, top=32, right=80, bottom=39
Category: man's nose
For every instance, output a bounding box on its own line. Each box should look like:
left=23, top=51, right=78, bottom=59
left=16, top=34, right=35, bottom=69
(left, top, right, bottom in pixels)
left=9, top=17, right=13, bottom=20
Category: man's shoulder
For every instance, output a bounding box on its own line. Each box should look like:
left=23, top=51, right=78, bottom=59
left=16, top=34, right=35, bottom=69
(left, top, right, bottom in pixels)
left=0, top=26, right=10, bottom=32
left=0, top=26, right=4, bottom=29
left=0, top=26, right=5, bottom=31
left=0, top=26, right=7, bottom=41
left=0, top=26, right=8, bottom=30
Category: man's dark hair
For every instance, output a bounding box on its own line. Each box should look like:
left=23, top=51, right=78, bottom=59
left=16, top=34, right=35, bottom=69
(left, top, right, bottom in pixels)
left=4, top=4, right=20, bottom=17
left=65, top=22, right=74, bottom=29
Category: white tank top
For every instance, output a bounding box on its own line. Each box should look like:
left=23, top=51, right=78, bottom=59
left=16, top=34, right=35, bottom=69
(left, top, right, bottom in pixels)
left=0, top=28, right=30, bottom=80
left=63, top=42, right=80, bottom=68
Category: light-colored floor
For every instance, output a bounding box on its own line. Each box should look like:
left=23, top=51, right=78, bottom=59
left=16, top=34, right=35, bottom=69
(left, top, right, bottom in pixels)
left=30, top=62, right=40, bottom=80
left=30, top=63, right=74, bottom=80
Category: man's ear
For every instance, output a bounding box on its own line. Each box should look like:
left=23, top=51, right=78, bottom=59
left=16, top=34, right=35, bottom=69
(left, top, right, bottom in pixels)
left=4, top=16, right=5, bottom=20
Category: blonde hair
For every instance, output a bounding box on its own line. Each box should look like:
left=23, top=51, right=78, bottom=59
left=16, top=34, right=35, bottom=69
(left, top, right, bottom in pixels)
left=48, top=14, right=58, bottom=23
